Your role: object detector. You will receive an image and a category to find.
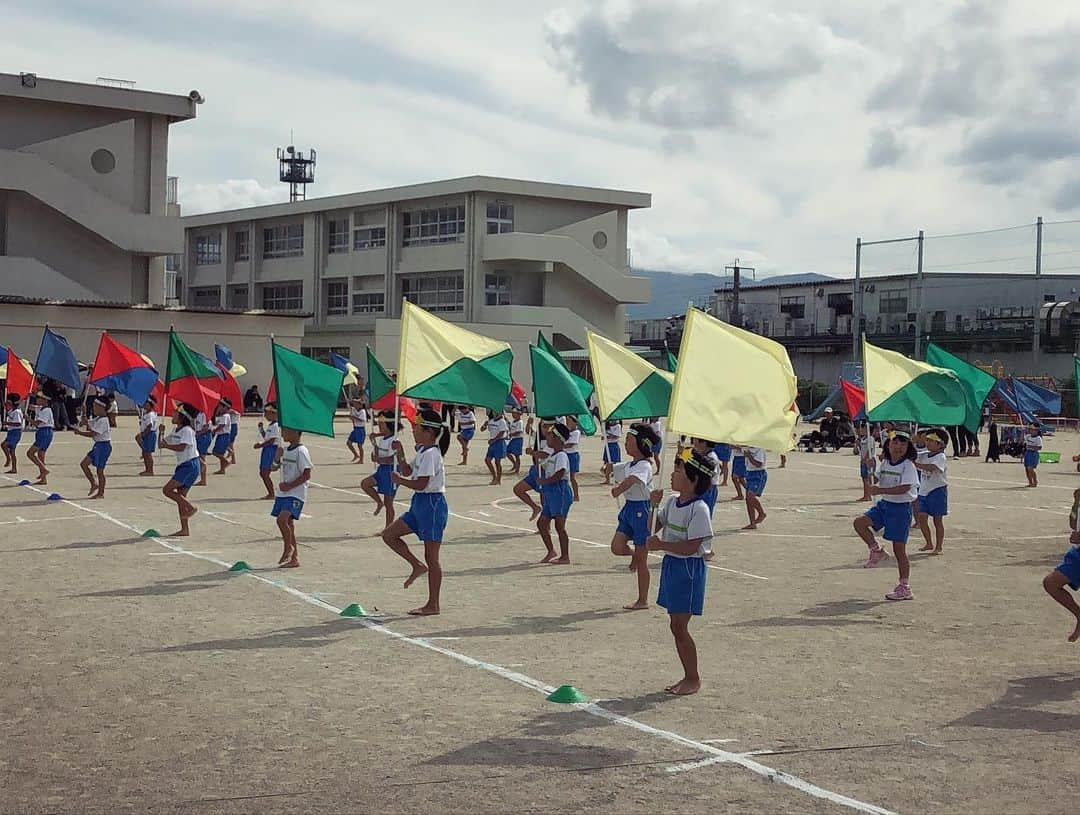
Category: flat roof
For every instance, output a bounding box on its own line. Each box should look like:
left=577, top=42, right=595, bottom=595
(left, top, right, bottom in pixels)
left=0, top=294, right=308, bottom=318
left=183, top=175, right=652, bottom=227
left=0, top=72, right=198, bottom=122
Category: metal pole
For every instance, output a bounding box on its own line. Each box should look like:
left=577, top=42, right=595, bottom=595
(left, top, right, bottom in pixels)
left=914, top=230, right=924, bottom=359
left=853, top=238, right=862, bottom=361
left=730, top=259, right=741, bottom=326
left=1033, top=216, right=1043, bottom=371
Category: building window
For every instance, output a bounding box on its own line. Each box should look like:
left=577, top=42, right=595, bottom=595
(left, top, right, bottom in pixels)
left=1044, top=293, right=1057, bottom=302
left=353, top=226, right=386, bottom=250
left=780, top=295, right=806, bottom=319
left=325, top=279, right=349, bottom=315
left=189, top=286, right=221, bottom=308
left=195, top=233, right=221, bottom=265
left=329, top=219, right=350, bottom=254
left=165, top=253, right=181, bottom=272
left=164, top=271, right=179, bottom=303
left=262, top=282, right=303, bottom=311
left=301, top=346, right=351, bottom=366
left=353, top=291, right=385, bottom=314
left=228, top=285, right=249, bottom=310
left=263, top=223, right=304, bottom=259
left=234, top=230, right=249, bottom=261
left=485, top=273, right=511, bottom=306
left=486, top=202, right=513, bottom=234
left=402, top=206, right=465, bottom=247
left=879, top=289, right=908, bottom=314
left=402, top=272, right=464, bottom=312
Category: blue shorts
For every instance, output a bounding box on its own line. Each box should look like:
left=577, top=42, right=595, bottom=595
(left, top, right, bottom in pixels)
left=196, top=432, right=212, bottom=456
left=140, top=430, right=157, bottom=453
left=714, top=443, right=732, bottom=462
left=860, top=462, right=871, bottom=479
left=375, top=463, right=398, bottom=497
left=402, top=492, right=449, bottom=543
left=864, top=500, right=912, bottom=544
left=212, top=434, right=230, bottom=455
left=616, top=500, right=652, bottom=547
left=34, top=428, right=54, bottom=452
left=271, top=496, right=303, bottom=520
left=507, top=437, right=524, bottom=456
left=541, top=480, right=573, bottom=519
left=745, top=470, right=767, bottom=496
left=605, top=441, right=622, bottom=464
left=487, top=439, right=507, bottom=461
left=459, top=427, right=475, bottom=442
left=1055, top=546, right=1080, bottom=590
left=1023, top=450, right=1040, bottom=468
left=657, top=555, right=707, bottom=615
left=259, top=445, right=279, bottom=471
left=87, top=441, right=112, bottom=470
left=348, top=427, right=367, bottom=444
left=916, top=486, right=948, bottom=517
left=732, top=456, right=747, bottom=478
left=4, top=429, right=22, bottom=449
left=567, top=451, right=581, bottom=473
left=702, top=484, right=718, bottom=514
left=229, top=424, right=239, bottom=443
left=171, top=459, right=200, bottom=489
left=523, top=465, right=540, bottom=492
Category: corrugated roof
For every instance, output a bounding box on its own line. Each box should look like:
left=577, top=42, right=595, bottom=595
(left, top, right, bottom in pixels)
left=0, top=294, right=310, bottom=318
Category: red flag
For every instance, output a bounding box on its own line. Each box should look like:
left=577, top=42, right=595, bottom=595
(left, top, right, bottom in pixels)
left=840, top=378, right=865, bottom=418
left=213, top=362, right=244, bottom=410
left=151, top=379, right=171, bottom=417
left=511, top=380, right=526, bottom=406
left=267, top=376, right=277, bottom=404
left=5, top=347, right=35, bottom=400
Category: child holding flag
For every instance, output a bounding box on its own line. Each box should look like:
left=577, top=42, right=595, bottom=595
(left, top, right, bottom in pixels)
left=915, top=428, right=949, bottom=554
left=1042, top=488, right=1080, bottom=642
left=456, top=405, right=476, bottom=465
left=856, top=422, right=875, bottom=501
left=538, top=422, right=574, bottom=564
left=211, top=398, right=233, bottom=475
left=507, top=407, right=525, bottom=474
left=75, top=396, right=112, bottom=499
left=272, top=427, right=312, bottom=568
left=159, top=403, right=200, bottom=536
left=512, top=417, right=550, bottom=521
left=27, top=392, right=54, bottom=485
left=564, top=415, right=583, bottom=502
left=346, top=396, right=368, bottom=463
left=1023, top=423, right=1043, bottom=488
left=382, top=409, right=451, bottom=615
left=227, top=403, right=241, bottom=465
left=609, top=423, right=660, bottom=610
left=362, top=411, right=402, bottom=525
left=602, top=419, right=622, bottom=485
left=2, top=392, right=23, bottom=474
left=742, top=447, right=768, bottom=530
left=136, top=396, right=158, bottom=477
left=194, top=409, right=212, bottom=486
left=690, top=438, right=721, bottom=515
left=253, top=403, right=281, bottom=500
left=481, top=409, right=508, bottom=486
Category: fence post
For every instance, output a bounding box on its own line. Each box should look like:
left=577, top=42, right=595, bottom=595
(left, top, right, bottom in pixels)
left=914, top=230, right=925, bottom=359
left=1033, top=216, right=1043, bottom=371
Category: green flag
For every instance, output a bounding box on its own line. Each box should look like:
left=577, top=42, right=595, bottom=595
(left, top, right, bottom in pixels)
left=164, top=328, right=220, bottom=416
left=925, top=343, right=997, bottom=432
left=537, top=331, right=596, bottom=434
left=664, top=344, right=678, bottom=373
left=366, top=345, right=395, bottom=406
left=271, top=341, right=345, bottom=437
left=530, top=344, right=591, bottom=421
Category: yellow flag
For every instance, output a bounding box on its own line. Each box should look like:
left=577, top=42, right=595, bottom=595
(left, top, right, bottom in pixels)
left=668, top=307, right=798, bottom=451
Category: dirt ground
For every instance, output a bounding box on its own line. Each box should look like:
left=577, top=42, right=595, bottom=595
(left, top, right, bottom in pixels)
left=2, top=417, right=1078, bottom=814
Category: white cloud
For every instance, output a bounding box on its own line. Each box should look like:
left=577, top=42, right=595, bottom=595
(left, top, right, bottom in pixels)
left=180, top=179, right=281, bottom=215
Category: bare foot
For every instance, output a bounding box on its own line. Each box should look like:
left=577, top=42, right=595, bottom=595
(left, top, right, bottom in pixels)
left=408, top=605, right=440, bottom=616
left=372, top=501, right=384, bottom=517
left=549, top=557, right=570, bottom=565
left=278, top=552, right=290, bottom=565
left=280, top=559, right=299, bottom=568
left=1069, top=618, right=1080, bottom=642
left=933, top=547, right=943, bottom=555
left=170, top=529, right=190, bottom=537
left=197, top=481, right=207, bottom=487
left=404, top=564, right=428, bottom=589
left=540, top=551, right=558, bottom=563
left=90, top=492, right=104, bottom=500
left=213, top=469, right=226, bottom=475
left=757, top=513, right=767, bottom=524
left=730, top=496, right=742, bottom=502
left=34, top=478, right=47, bottom=486
left=86, top=485, right=98, bottom=497
left=919, top=544, right=935, bottom=552
left=665, top=679, right=701, bottom=695
left=742, top=523, right=757, bottom=530
left=623, top=600, right=649, bottom=611
left=138, top=471, right=153, bottom=477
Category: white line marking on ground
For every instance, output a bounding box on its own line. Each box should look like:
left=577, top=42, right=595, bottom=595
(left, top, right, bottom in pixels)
left=1, top=477, right=894, bottom=815
left=701, top=738, right=739, bottom=744
left=147, top=551, right=222, bottom=556
left=0, top=514, right=87, bottom=526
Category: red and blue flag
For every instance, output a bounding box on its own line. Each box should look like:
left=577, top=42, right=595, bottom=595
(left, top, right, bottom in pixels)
left=90, top=333, right=159, bottom=406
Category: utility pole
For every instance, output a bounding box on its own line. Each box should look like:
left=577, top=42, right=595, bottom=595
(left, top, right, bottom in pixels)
left=724, top=258, right=755, bottom=327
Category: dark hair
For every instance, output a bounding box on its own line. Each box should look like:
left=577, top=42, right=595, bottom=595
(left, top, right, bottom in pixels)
left=886, top=432, right=917, bottom=462
left=378, top=409, right=404, bottom=432
left=415, top=408, right=451, bottom=456
left=680, top=450, right=715, bottom=497
left=691, top=436, right=718, bottom=447
left=175, top=402, right=197, bottom=428
left=549, top=421, right=571, bottom=443
left=6, top=393, right=21, bottom=405
left=629, top=422, right=660, bottom=456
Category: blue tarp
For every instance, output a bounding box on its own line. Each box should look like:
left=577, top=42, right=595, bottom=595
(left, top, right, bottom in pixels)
left=993, top=377, right=1061, bottom=428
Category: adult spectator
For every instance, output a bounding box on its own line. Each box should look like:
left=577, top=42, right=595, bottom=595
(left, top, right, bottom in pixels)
left=244, top=385, right=263, bottom=413
left=809, top=407, right=839, bottom=451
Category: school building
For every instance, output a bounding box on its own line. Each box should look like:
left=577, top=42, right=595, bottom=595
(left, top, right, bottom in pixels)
left=180, top=176, right=652, bottom=389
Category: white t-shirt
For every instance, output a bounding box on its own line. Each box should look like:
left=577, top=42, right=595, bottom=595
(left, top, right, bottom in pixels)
left=918, top=451, right=948, bottom=495
left=168, top=425, right=198, bottom=464
left=213, top=412, right=232, bottom=436
left=375, top=434, right=397, bottom=462
left=89, top=415, right=112, bottom=443
left=35, top=406, right=54, bottom=429
left=457, top=409, right=476, bottom=429
left=277, top=444, right=312, bottom=501
left=877, top=457, right=918, bottom=503
left=509, top=418, right=524, bottom=438
left=615, top=458, right=653, bottom=502
left=657, top=495, right=713, bottom=559
left=542, top=450, right=571, bottom=482
left=411, top=445, right=445, bottom=494
left=565, top=429, right=581, bottom=452
left=1025, top=434, right=1043, bottom=452
left=139, top=410, right=158, bottom=432
left=350, top=407, right=367, bottom=428
left=605, top=423, right=623, bottom=442
left=5, top=408, right=23, bottom=429
left=194, top=412, right=209, bottom=434
left=649, top=420, right=663, bottom=442
left=262, top=421, right=281, bottom=447
left=744, top=447, right=767, bottom=471
left=706, top=450, right=721, bottom=485
left=487, top=417, right=508, bottom=441
left=857, top=434, right=875, bottom=460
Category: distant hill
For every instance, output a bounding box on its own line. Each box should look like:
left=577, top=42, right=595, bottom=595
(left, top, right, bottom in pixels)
left=627, top=269, right=838, bottom=320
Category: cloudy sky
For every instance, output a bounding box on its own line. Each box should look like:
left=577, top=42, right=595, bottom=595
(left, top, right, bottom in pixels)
left=10, top=0, right=1080, bottom=277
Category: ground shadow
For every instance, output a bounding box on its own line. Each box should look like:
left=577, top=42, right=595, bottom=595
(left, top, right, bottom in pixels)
left=72, top=570, right=236, bottom=599
left=150, top=618, right=364, bottom=654
left=949, top=674, right=1080, bottom=733
left=417, top=607, right=622, bottom=639
left=423, top=736, right=637, bottom=770
left=732, top=598, right=887, bottom=628
left=9, top=536, right=144, bottom=552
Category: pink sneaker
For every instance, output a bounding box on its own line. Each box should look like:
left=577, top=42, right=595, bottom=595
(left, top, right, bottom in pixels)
left=863, top=548, right=888, bottom=568
left=885, top=583, right=913, bottom=601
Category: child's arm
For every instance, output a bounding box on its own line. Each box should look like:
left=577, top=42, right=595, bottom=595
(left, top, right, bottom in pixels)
left=611, top=474, right=643, bottom=499
left=872, top=483, right=913, bottom=496
left=538, top=468, right=567, bottom=485
left=393, top=473, right=429, bottom=490
left=914, top=461, right=942, bottom=474
left=159, top=440, right=187, bottom=452
left=279, top=467, right=311, bottom=493
left=744, top=450, right=763, bottom=468
left=73, top=427, right=95, bottom=438
left=647, top=535, right=705, bottom=556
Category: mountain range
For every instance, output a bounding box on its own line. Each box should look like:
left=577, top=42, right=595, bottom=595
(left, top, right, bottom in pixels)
left=627, top=269, right=837, bottom=320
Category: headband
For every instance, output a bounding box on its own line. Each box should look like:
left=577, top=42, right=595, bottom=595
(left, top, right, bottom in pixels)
left=628, top=426, right=653, bottom=453
left=550, top=424, right=568, bottom=441
left=923, top=430, right=945, bottom=444
left=177, top=404, right=196, bottom=421
left=678, top=448, right=716, bottom=477
left=415, top=417, right=444, bottom=430
left=888, top=429, right=911, bottom=441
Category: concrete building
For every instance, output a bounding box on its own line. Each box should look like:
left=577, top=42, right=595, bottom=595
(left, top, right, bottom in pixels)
left=0, top=71, right=197, bottom=304
left=181, top=176, right=651, bottom=388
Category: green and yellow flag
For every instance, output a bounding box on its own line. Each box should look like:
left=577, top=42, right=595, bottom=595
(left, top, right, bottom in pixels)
left=924, top=343, right=997, bottom=432
left=397, top=300, right=513, bottom=411
left=663, top=343, right=678, bottom=373
left=530, top=344, right=591, bottom=420
left=537, top=331, right=596, bottom=434
left=587, top=329, right=673, bottom=420
left=668, top=307, right=797, bottom=450
left=863, top=337, right=965, bottom=427
left=271, top=341, right=345, bottom=437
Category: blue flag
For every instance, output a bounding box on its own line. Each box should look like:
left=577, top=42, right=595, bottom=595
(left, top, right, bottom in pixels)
left=35, top=327, right=81, bottom=390
left=328, top=352, right=352, bottom=373
left=214, top=344, right=235, bottom=370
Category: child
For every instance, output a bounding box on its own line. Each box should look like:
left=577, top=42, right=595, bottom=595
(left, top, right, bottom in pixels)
left=689, top=438, right=721, bottom=516
left=648, top=416, right=664, bottom=472
left=507, top=408, right=525, bottom=474
left=346, top=397, right=368, bottom=463
left=513, top=418, right=550, bottom=521
left=713, top=442, right=731, bottom=486
left=646, top=448, right=716, bottom=696
left=1042, top=488, right=1080, bottom=642
left=26, top=392, right=53, bottom=485
left=856, top=422, right=875, bottom=502
left=1023, top=423, right=1043, bottom=487
left=361, top=411, right=401, bottom=524
left=74, top=396, right=112, bottom=499
left=537, top=422, right=574, bottom=564
left=227, top=403, right=241, bottom=465
left=742, top=447, right=768, bottom=530
left=272, top=427, right=312, bottom=568
left=253, top=403, right=281, bottom=500
left=382, top=409, right=451, bottom=615
left=211, top=398, right=233, bottom=475
left=482, top=409, right=508, bottom=486
left=2, top=393, right=23, bottom=474
left=915, top=428, right=948, bottom=554
left=456, top=405, right=476, bottom=465
left=730, top=445, right=746, bottom=500
left=602, top=419, right=623, bottom=485
left=194, top=408, right=212, bottom=486
left=564, top=415, right=582, bottom=502
left=159, top=402, right=200, bottom=537
left=853, top=429, right=919, bottom=600
left=609, top=423, right=661, bottom=610
left=136, top=396, right=158, bottom=477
